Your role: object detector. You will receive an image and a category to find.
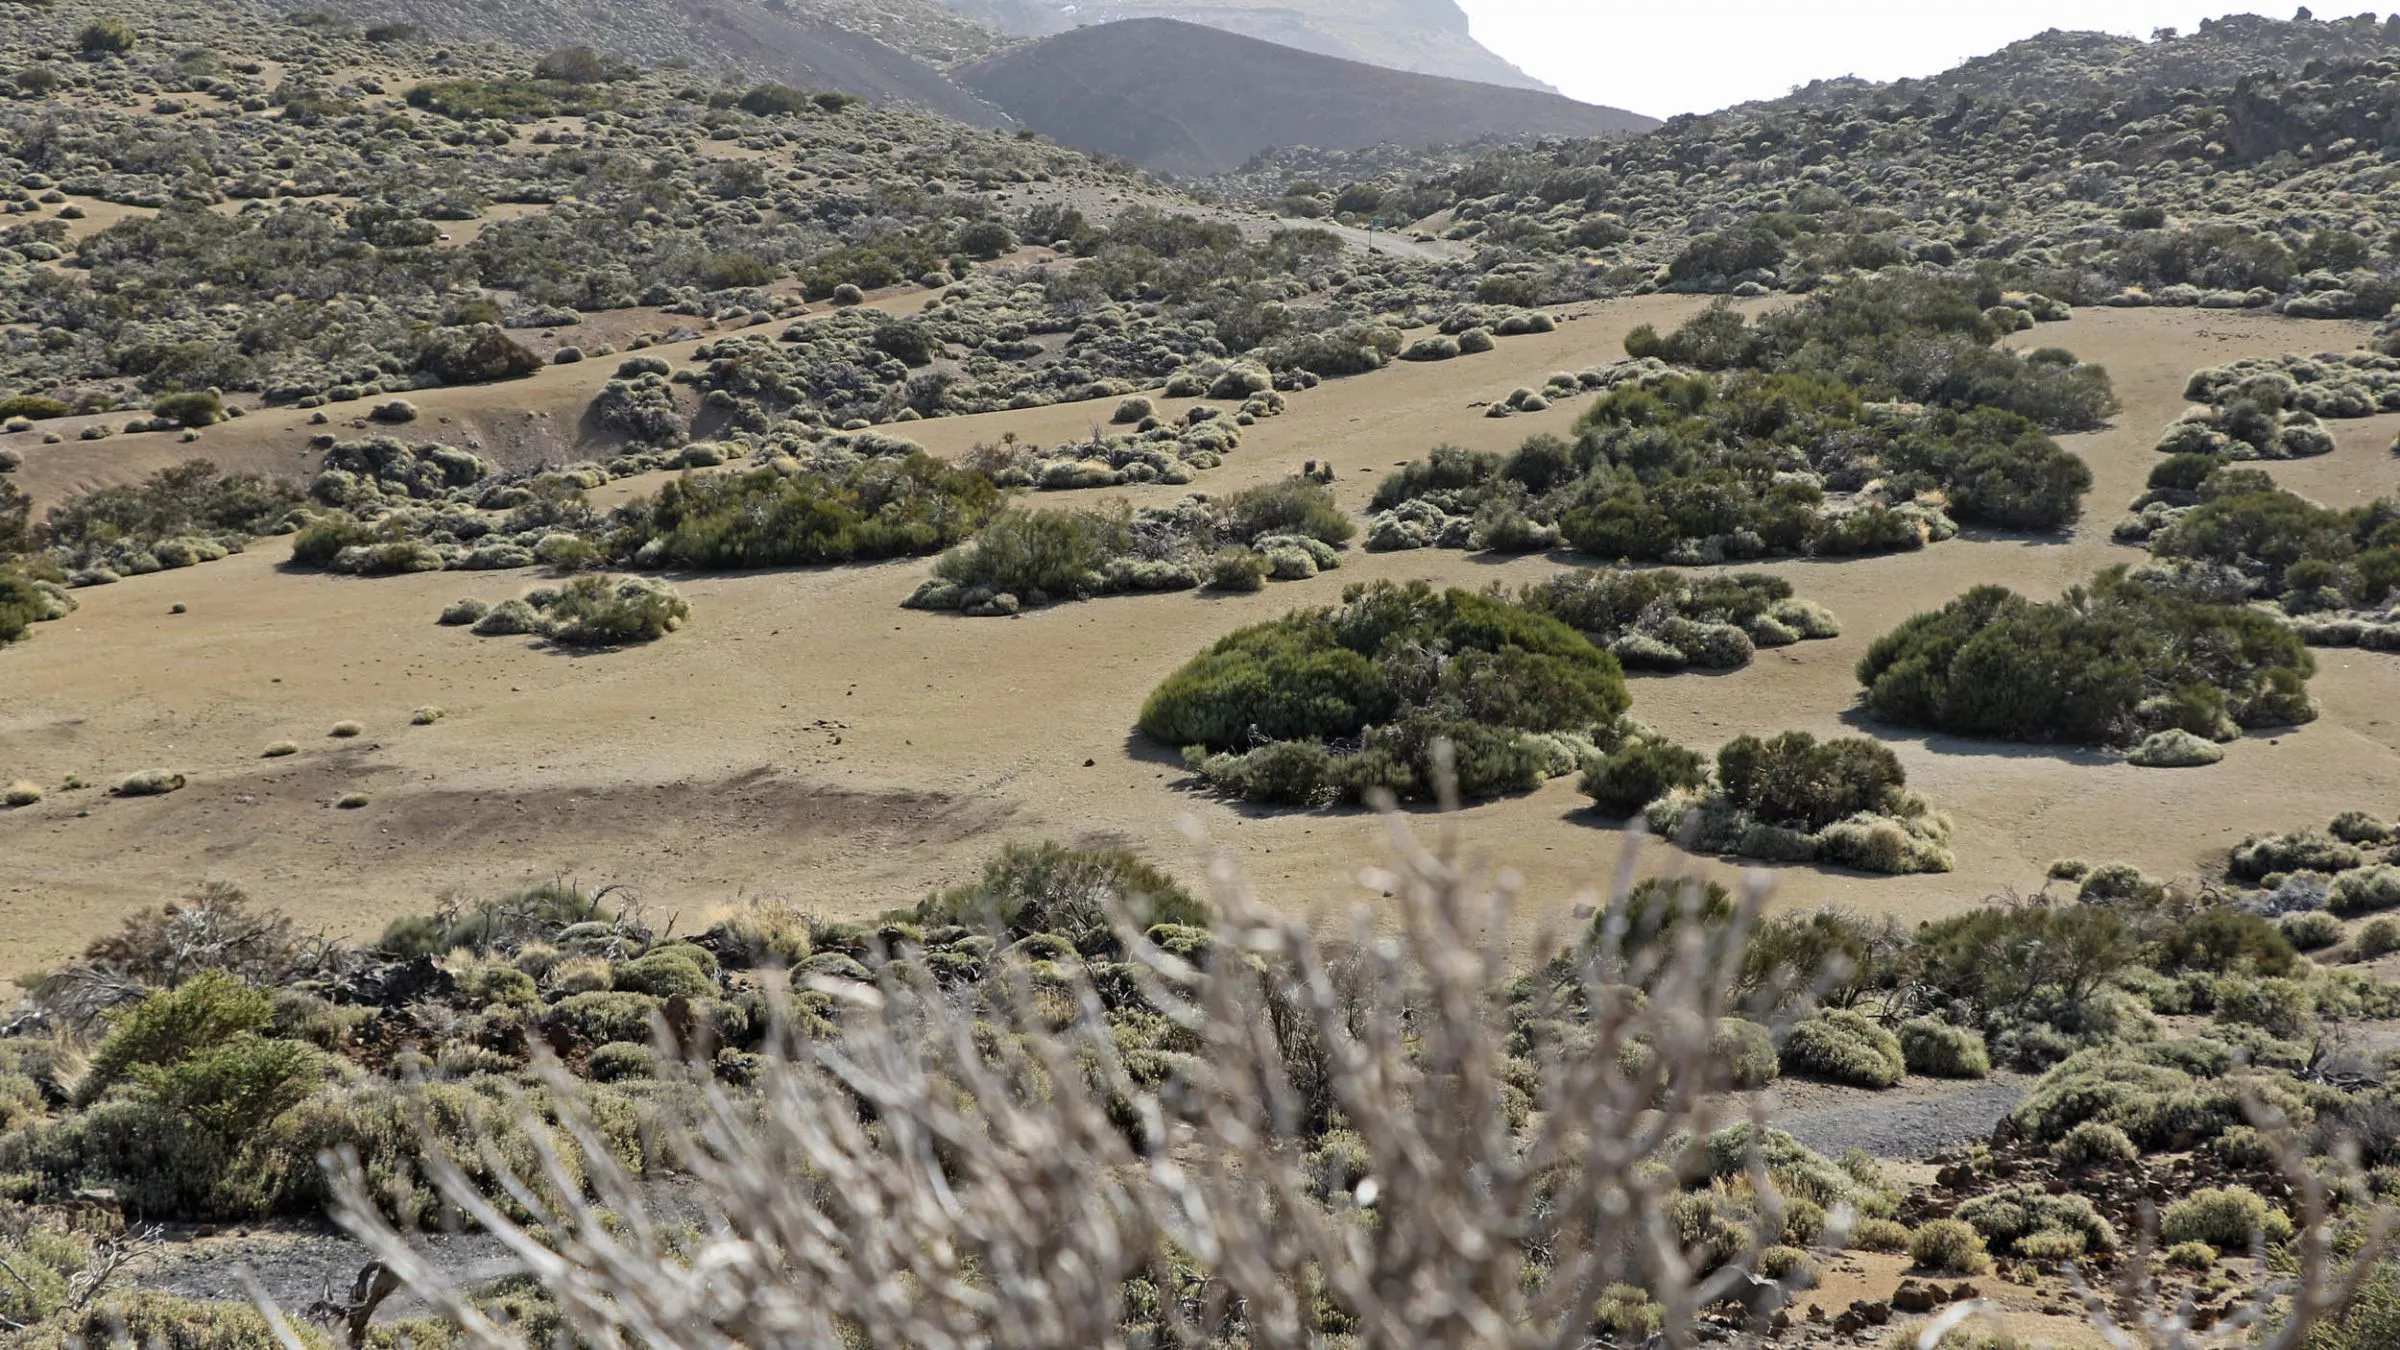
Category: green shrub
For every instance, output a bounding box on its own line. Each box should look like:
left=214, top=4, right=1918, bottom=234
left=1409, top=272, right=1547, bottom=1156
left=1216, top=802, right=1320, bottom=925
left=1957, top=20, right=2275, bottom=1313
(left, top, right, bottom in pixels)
left=920, top=841, right=1205, bottom=939
left=1711, top=1017, right=1779, bottom=1088
left=1630, top=277, right=2119, bottom=433
left=1955, top=1185, right=2118, bottom=1256
left=2051, top=1120, right=2138, bottom=1167
left=1590, top=1285, right=1664, bottom=1342
left=612, top=950, right=712, bottom=1000
left=78, top=19, right=136, bottom=54
left=150, top=390, right=222, bottom=428
left=1203, top=548, right=1266, bottom=592
left=1579, top=738, right=1707, bottom=816
left=1850, top=1217, right=1913, bottom=1252
left=1361, top=358, right=2078, bottom=563
left=1758, top=1245, right=1819, bottom=1287
left=32, top=1293, right=318, bottom=1349
left=85, top=970, right=272, bottom=1097
left=2015, top=1229, right=2088, bottom=1262
left=2230, top=831, right=2361, bottom=882
left=1715, top=731, right=1905, bottom=832
left=934, top=504, right=1127, bottom=602
left=1910, top=1218, right=1991, bottom=1275
left=2330, top=867, right=2400, bottom=917
left=1905, top=902, right=2134, bottom=1042
left=0, top=395, right=71, bottom=421
left=0, top=573, right=41, bottom=647
left=375, top=914, right=443, bottom=959
left=543, top=991, right=662, bottom=1045
left=728, top=81, right=807, bottom=115
left=2282, top=910, right=2345, bottom=951
left=1779, top=1010, right=1904, bottom=1088
left=289, top=516, right=374, bottom=567
left=415, top=325, right=541, bottom=384
left=2160, top=1185, right=2293, bottom=1248
left=542, top=575, right=689, bottom=646
left=1858, top=568, right=2314, bottom=746
left=2359, top=917, right=2400, bottom=959
left=44, top=461, right=304, bottom=571
left=1142, top=581, right=1628, bottom=805
left=587, top=1041, right=657, bottom=1082
left=1212, top=480, right=1354, bottom=547
left=2154, top=907, right=2297, bottom=975
left=406, top=77, right=562, bottom=119
left=1897, top=1018, right=1990, bottom=1078
left=616, top=458, right=999, bottom=570
left=2330, top=811, right=2396, bottom=846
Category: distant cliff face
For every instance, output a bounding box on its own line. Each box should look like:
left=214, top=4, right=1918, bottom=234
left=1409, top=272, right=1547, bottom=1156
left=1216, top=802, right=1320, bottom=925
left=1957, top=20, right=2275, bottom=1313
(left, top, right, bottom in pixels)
left=942, top=0, right=1551, bottom=91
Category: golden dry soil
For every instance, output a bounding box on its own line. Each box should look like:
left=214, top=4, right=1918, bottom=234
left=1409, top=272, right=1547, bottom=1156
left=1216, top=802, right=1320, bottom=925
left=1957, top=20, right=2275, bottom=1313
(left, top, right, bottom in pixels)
left=2, top=299, right=2394, bottom=980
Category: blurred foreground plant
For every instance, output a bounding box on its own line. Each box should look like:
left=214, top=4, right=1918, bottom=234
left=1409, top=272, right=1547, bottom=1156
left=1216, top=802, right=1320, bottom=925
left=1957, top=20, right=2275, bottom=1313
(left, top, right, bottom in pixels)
left=267, top=795, right=2393, bottom=1350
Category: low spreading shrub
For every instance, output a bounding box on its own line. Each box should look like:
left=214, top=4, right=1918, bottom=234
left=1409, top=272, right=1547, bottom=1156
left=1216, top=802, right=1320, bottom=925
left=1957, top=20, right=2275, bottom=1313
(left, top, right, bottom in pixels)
left=542, top=575, right=689, bottom=645
left=1897, top=1018, right=1991, bottom=1078
left=917, top=841, right=1205, bottom=940
left=2159, top=1185, right=2294, bottom=1249
left=1779, top=1010, right=1904, bottom=1088
left=1955, top=1185, right=2118, bottom=1257
left=1520, top=568, right=1838, bottom=671
left=609, top=457, right=999, bottom=571
left=2051, top=1120, right=2139, bottom=1167
left=1910, top=1218, right=1992, bottom=1275
left=111, top=770, right=184, bottom=797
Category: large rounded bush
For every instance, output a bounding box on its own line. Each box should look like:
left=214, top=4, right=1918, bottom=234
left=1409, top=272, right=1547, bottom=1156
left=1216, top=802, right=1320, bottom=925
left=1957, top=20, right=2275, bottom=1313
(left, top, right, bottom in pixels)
left=1779, top=1010, right=1904, bottom=1088
left=1858, top=569, right=2314, bottom=746
left=1142, top=581, right=1630, bottom=805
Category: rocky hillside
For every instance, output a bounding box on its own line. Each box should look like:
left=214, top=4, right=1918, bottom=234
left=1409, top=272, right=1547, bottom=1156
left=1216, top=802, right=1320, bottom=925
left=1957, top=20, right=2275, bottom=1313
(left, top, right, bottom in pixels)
left=259, top=0, right=1018, bottom=124
left=1773, top=11, right=2400, bottom=111
left=959, top=18, right=1653, bottom=176
left=942, top=0, right=1548, bottom=91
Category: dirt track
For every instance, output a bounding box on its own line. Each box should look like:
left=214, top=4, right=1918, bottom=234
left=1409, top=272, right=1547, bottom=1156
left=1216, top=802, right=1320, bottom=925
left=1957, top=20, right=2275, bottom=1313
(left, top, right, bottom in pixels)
left=3, top=299, right=2395, bottom=979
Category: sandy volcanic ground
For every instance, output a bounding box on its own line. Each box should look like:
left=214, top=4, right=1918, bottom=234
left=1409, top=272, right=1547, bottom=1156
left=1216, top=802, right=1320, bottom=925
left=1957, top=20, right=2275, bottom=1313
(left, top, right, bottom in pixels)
left=2, top=297, right=2394, bottom=980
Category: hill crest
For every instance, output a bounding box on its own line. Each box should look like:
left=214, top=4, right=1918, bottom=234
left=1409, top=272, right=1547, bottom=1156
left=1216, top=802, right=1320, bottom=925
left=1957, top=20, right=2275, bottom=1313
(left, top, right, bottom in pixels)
left=960, top=17, right=1655, bottom=176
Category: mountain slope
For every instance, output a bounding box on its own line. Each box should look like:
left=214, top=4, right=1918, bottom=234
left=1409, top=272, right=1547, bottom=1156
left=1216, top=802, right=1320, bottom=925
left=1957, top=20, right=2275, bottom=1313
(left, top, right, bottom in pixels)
left=263, top=0, right=1016, bottom=124
left=943, top=0, right=1550, bottom=91
left=1769, top=12, right=2400, bottom=113
left=959, top=19, right=1653, bottom=175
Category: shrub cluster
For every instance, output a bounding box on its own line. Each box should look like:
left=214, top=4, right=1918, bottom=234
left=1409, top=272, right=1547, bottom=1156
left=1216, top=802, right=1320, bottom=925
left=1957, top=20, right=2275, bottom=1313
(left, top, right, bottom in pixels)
left=1623, top=277, right=2120, bottom=433
left=1141, top=580, right=1632, bottom=805
left=35, top=461, right=305, bottom=583
left=906, top=480, right=1352, bottom=616
left=1615, top=730, right=1956, bottom=875
left=1779, top=1009, right=1905, bottom=1087
left=1365, top=356, right=2089, bottom=567
left=1515, top=566, right=1839, bottom=671
left=609, top=455, right=1001, bottom=570
left=1856, top=568, right=2316, bottom=746
left=449, top=576, right=691, bottom=646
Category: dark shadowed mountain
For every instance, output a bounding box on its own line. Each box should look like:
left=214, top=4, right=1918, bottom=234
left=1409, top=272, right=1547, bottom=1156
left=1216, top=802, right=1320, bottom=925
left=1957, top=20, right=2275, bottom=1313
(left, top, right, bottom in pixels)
left=959, top=18, right=1656, bottom=175
left=939, top=0, right=1553, bottom=91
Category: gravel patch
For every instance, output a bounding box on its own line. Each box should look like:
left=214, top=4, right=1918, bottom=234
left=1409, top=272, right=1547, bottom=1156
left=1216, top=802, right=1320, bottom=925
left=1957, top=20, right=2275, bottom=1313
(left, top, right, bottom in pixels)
left=1770, top=1070, right=2033, bottom=1159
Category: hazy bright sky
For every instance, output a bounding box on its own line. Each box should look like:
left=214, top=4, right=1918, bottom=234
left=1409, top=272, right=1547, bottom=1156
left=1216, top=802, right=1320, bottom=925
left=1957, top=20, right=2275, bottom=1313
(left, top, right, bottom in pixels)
left=1454, top=3, right=2310, bottom=118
